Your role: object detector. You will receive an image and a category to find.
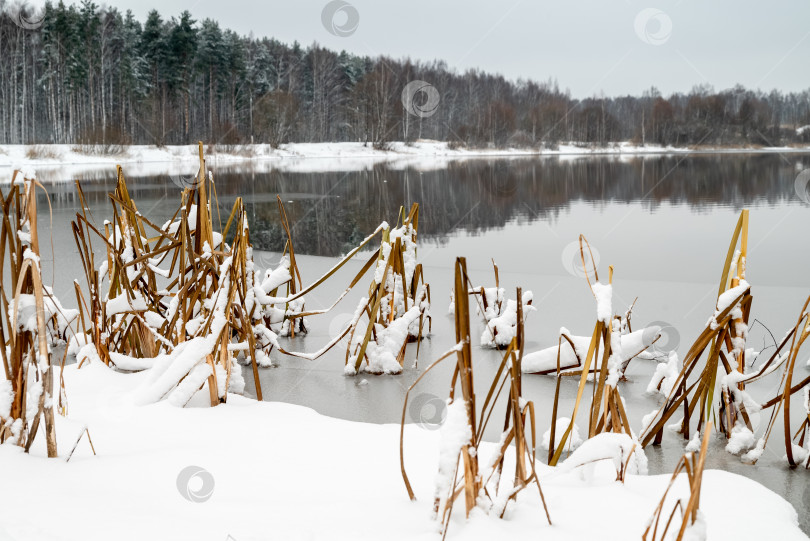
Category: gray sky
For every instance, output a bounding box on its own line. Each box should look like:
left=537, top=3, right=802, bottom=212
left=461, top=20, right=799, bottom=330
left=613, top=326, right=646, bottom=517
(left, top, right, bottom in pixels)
left=65, top=0, right=810, bottom=97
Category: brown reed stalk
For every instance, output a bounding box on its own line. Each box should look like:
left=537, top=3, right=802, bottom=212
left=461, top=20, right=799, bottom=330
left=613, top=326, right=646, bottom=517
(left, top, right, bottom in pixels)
left=548, top=236, right=636, bottom=466
left=643, top=423, right=712, bottom=541
left=748, top=295, right=810, bottom=466
left=640, top=211, right=753, bottom=447
left=0, top=172, right=58, bottom=457
left=400, top=260, right=550, bottom=540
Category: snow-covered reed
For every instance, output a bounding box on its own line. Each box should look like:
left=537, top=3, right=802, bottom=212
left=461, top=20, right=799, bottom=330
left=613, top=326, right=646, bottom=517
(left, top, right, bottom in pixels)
left=643, top=425, right=712, bottom=541
left=547, top=236, right=651, bottom=466
left=260, top=202, right=432, bottom=374
left=465, top=260, right=535, bottom=349
left=400, top=258, right=550, bottom=539
left=0, top=171, right=78, bottom=456
left=68, top=143, right=311, bottom=405
left=640, top=211, right=756, bottom=447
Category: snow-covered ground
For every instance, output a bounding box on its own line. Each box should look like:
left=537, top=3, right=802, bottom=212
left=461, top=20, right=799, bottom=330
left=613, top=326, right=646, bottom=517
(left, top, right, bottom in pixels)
left=3, top=140, right=810, bottom=166
left=0, top=359, right=805, bottom=541
left=0, top=141, right=810, bottom=184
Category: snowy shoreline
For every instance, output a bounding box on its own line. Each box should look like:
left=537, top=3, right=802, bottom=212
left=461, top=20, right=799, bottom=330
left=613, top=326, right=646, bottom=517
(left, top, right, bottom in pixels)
left=2, top=140, right=810, bottom=169
left=2, top=140, right=808, bottom=182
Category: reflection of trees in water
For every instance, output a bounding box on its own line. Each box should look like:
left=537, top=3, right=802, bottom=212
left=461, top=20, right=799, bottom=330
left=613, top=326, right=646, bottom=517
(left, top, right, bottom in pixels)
left=236, top=155, right=806, bottom=256
left=37, top=155, right=807, bottom=257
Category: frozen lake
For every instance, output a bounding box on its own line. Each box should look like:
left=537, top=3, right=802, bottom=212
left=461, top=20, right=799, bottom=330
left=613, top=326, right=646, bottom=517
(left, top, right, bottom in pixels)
left=26, top=152, right=810, bottom=533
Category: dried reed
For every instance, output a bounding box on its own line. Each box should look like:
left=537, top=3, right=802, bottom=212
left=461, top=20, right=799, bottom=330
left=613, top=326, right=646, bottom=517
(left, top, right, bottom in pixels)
left=400, top=257, right=550, bottom=539
left=0, top=172, right=67, bottom=456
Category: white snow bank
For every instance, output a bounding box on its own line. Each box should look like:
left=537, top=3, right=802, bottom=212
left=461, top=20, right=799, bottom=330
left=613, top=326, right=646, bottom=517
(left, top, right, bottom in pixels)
left=554, top=433, right=648, bottom=481
left=541, top=417, right=583, bottom=452
left=1, top=362, right=806, bottom=541
left=4, top=141, right=810, bottom=183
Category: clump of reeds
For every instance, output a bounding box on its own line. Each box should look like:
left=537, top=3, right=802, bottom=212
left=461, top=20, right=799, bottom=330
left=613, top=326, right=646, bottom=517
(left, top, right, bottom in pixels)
left=546, top=236, right=657, bottom=466
left=24, top=145, right=63, bottom=161
left=70, top=143, right=311, bottom=404
left=272, top=203, right=431, bottom=375
left=342, top=203, right=431, bottom=374
left=639, top=211, right=755, bottom=448
left=400, top=257, right=550, bottom=539
left=738, top=295, right=810, bottom=466
left=0, top=171, right=76, bottom=456
left=643, top=424, right=712, bottom=541
left=522, top=240, right=659, bottom=379
left=270, top=195, right=307, bottom=338
left=69, top=143, right=431, bottom=413
left=465, top=260, right=534, bottom=349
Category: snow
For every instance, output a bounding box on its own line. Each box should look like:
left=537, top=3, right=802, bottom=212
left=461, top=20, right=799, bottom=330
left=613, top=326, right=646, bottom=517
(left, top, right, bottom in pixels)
left=8, top=287, right=78, bottom=337
left=0, top=379, right=12, bottom=419
left=742, top=438, right=767, bottom=463
left=725, top=425, right=756, bottom=455
left=646, top=351, right=681, bottom=396
left=522, top=326, right=661, bottom=374
left=683, top=512, right=708, bottom=541
left=554, top=433, right=648, bottom=481
left=168, top=363, right=214, bottom=407
left=541, top=417, right=583, bottom=452
left=4, top=141, right=810, bottom=182
left=592, top=282, right=613, bottom=323
left=479, top=294, right=534, bottom=349
left=132, top=337, right=215, bottom=405
left=434, top=399, right=472, bottom=512
left=785, top=445, right=810, bottom=466
left=2, top=361, right=806, bottom=541
left=715, top=280, right=750, bottom=315
left=356, top=305, right=423, bottom=375
left=105, top=290, right=148, bottom=316
left=25, top=379, right=42, bottom=422
left=108, top=351, right=159, bottom=371
left=606, top=320, right=623, bottom=387
left=259, top=257, right=293, bottom=294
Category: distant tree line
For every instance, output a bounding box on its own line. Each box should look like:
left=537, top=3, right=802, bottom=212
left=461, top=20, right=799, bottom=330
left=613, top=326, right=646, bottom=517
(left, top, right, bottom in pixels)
left=2, top=1, right=810, bottom=148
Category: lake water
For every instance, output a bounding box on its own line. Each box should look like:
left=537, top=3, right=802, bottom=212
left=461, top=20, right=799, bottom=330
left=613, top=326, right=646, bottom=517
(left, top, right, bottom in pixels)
left=25, top=152, right=810, bottom=532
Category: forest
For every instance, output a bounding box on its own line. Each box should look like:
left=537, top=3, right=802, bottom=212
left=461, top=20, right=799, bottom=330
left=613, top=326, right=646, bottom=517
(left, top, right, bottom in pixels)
left=1, top=0, right=810, bottom=148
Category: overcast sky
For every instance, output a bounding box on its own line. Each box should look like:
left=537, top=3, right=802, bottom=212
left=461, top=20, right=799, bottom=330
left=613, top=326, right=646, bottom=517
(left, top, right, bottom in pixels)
left=59, top=0, right=810, bottom=97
